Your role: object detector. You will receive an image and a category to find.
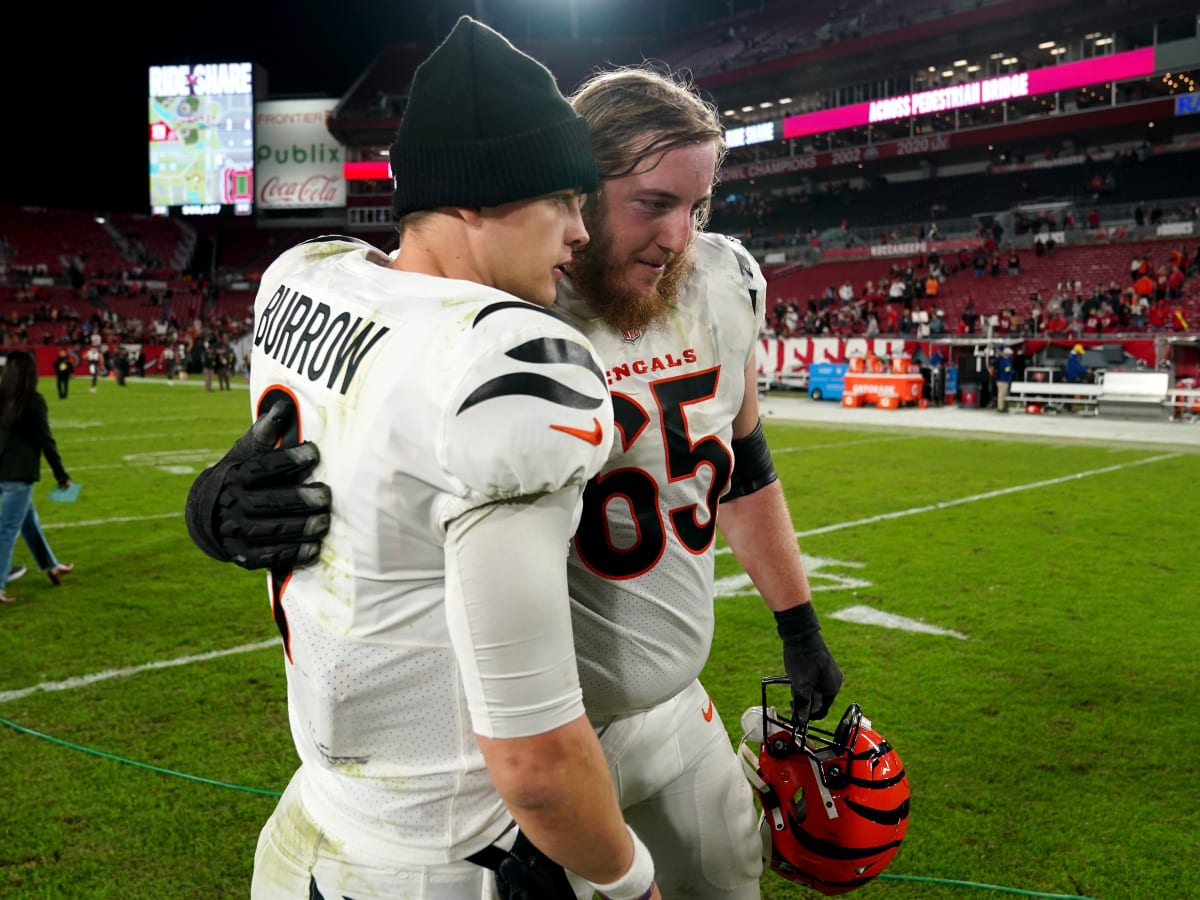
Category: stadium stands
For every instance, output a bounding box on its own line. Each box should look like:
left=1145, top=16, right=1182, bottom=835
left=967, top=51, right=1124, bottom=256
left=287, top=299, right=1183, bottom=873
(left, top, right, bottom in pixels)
left=0, top=1, right=1195, bottom=386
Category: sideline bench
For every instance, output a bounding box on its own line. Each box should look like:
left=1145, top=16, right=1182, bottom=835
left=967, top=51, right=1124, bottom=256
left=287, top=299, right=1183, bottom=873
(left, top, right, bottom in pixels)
left=1007, top=380, right=1101, bottom=413
left=1096, top=371, right=1170, bottom=419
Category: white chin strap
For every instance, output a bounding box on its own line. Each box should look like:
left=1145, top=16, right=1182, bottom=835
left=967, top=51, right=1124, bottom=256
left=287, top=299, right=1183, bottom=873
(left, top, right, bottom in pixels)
left=738, top=741, right=787, bottom=833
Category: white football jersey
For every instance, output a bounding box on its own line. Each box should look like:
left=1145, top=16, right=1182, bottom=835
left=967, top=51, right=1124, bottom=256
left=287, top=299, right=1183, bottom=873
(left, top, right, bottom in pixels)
left=555, top=232, right=767, bottom=716
left=248, top=237, right=613, bottom=863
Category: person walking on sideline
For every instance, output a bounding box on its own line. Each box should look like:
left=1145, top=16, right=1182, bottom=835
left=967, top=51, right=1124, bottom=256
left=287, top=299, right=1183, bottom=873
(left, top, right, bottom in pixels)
left=85, top=344, right=102, bottom=393
left=161, top=342, right=177, bottom=386
left=53, top=347, right=75, bottom=399
left=0, top=351, right=74, bottom=604
left=994, top=346, right=1015, bottom=412
left=187, top=17, right=658, bottom=900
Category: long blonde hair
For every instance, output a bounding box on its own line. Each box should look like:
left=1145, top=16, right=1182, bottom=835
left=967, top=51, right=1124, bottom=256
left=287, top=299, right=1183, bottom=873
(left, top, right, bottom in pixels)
left=570, top=64, right=725, bottom=230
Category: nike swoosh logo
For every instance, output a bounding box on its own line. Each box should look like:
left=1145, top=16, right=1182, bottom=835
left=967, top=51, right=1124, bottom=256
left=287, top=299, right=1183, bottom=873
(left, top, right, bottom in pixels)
left=550, top=417, right=604, bottom=446
left=701, top=697, right=715, bottom=722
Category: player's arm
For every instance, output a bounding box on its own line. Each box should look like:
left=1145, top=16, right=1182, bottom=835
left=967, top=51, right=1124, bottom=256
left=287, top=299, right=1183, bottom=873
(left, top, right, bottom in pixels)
left=716, top=358, right=842, bottom=728
left=447, top=491, right=658, bottom=900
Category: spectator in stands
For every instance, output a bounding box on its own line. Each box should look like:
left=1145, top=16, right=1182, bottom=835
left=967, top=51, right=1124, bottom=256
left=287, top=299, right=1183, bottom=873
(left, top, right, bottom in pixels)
left=1148, top=297, right=1171, bottom=332
left=973, top=248, right=988, bottom=277
left=1167, top=265, right=1185, bottom=300
left=1098, top=302, right=1118, bottom=334
left=883, top=303, right=899, bottom=334
left=1155, top=267, right=1170, bottom=301
left=0, top=351, right=74, bottom=604
left=913, top=306, right=931, bottom=338
left=961, top=296, right=979, bottom=334
left=1044, top=306, right=1069, bottom=336
left=1007, top=248, right=1020, bottom=275
left=1133, top=270, right=1155, bottom=306
left=1065, top=344, right=1090, bottom=383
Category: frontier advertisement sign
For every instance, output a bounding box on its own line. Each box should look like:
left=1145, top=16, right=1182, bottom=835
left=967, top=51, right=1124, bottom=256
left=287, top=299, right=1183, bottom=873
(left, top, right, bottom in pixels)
left=255, top=99, right=345, bottom=210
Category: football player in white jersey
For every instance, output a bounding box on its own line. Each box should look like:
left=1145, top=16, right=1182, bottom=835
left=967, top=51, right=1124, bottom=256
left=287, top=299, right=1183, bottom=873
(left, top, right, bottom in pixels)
left=187, top=17, right=660, bottom=900
left=191, top=64, right=841, bottom=900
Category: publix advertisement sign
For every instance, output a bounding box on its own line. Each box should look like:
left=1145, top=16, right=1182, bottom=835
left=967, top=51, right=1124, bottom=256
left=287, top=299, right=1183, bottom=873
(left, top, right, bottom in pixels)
left=255, top=99, right=346, bottom=210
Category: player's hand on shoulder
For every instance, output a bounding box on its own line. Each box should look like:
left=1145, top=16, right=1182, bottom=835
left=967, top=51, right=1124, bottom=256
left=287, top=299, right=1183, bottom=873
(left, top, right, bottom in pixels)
left=185, top=398, right=332, bottom=569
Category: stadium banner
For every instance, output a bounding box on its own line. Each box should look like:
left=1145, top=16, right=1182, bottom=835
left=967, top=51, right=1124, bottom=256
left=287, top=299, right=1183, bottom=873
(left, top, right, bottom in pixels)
left=781, top=47, right=1155, bottom=139
left=255, top=99, right=345, bottom=210
left=758, top=336, right=909, bottom=383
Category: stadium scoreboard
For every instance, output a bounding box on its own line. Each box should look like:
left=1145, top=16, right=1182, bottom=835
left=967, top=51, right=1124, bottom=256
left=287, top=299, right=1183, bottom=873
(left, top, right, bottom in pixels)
left=148, top=62, right=259, bottom=217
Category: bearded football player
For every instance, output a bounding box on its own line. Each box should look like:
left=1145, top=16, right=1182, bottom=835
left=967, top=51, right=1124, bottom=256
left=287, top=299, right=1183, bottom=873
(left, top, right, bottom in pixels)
left=189, top=64, right=843, bottom=900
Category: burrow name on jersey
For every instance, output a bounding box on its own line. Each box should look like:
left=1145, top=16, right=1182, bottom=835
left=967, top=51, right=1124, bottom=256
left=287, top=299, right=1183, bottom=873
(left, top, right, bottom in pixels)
left=254, top=283, right=390, bottom=394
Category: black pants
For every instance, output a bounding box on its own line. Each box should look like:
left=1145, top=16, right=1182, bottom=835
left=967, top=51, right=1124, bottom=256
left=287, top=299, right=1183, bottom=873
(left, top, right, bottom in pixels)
left=56, top=374, right=69, bottom=398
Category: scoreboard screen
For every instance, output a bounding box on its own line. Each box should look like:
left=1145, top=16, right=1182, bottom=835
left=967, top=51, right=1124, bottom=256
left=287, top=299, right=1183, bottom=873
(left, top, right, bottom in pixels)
left=148, top=62, right=256, bottom=217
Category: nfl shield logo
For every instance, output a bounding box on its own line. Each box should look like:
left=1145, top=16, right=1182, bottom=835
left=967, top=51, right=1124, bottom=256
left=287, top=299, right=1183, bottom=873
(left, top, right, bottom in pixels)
left=620, top=328, right=642, bottom=345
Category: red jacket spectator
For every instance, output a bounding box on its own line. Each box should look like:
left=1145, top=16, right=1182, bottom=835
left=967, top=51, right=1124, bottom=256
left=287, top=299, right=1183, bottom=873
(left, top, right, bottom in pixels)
left=1044, top=311, right=1069, bottom=335
left=1148, top=300, right=1171, bottom=330
left=1167, top=267, right=1185, bottom=299
left=1133, top=274, right=1155, bottom=300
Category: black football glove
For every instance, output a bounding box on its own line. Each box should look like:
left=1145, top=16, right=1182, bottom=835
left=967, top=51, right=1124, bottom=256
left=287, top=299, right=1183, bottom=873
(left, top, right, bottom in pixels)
left=185, top=399, right=331, bottom=569
left=495, top=831, right=577, bottom=900
left=776, top=603, right=844, bottom=732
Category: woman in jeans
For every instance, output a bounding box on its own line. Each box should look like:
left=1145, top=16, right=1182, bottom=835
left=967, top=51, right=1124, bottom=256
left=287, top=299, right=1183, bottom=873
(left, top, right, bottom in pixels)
left=0, top=351, right=74, bottom=604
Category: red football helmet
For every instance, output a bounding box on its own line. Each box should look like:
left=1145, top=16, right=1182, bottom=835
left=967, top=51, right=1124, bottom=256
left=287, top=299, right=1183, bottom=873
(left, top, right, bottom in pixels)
left=738, top=676, right=910, bottom=895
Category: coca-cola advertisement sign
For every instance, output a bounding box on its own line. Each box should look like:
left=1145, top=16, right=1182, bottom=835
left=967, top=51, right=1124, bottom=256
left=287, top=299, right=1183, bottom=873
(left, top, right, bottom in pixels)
left=255, top=99, right=346, bottom=210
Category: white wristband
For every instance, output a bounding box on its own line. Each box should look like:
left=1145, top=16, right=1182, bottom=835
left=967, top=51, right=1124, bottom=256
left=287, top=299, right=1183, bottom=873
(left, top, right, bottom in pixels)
left=591, top=825, right=654, bottom=900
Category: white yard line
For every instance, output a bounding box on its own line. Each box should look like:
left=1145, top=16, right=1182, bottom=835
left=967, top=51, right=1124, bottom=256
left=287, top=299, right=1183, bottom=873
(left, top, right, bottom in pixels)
left=717, top=452, right=1180, bottom=549
left=41, top=512, right=183, bottom=530
left=0, top=641, right=278, bottom=704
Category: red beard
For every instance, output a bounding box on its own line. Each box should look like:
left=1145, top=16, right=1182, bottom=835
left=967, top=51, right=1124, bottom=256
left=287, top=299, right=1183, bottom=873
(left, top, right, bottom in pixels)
left=567, top=225, right=695, bottom=334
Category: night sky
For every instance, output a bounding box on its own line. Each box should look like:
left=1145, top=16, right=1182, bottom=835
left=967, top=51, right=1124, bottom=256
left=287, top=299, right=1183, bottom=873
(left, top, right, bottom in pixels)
left=2, top=0, right=744, bottom=213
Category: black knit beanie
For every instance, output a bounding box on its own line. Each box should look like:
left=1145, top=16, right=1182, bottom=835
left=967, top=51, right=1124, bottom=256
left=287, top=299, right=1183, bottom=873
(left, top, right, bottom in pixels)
left=389, top=16, right=599, bottom=219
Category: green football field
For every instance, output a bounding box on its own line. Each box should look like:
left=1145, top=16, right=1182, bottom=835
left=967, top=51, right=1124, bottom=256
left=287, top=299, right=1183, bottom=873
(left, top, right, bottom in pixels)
left=1, top=375, right=1196, bottom=899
